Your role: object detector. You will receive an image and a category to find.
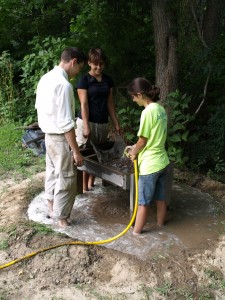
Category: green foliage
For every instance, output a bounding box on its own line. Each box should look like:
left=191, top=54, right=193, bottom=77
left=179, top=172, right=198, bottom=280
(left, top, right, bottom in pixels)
left=30, top=222, right=54, bottom=235
left=0, top=0, right=77, bottom=57
left=187, top=104, right=225, bottom=177
left=0, top=123, right=45, bottom=175
left=18, top=36, right=67, bottom=124
left=204, top=268, right=225, bottom=294
left=0, top=240, right=9, bottom=250
left=116, top=93, right=141, bottom=144
left=0, top=51, right=19, bottom=123
left=70, top=0, right=154, bottom=83
left=176, top=2, right=225, bottom=186
left=0, top=0, right=225, bottom=181
left=155, top=282, right=172, bottom=296
left=177, top=2, right=225, bottom=117
left=165, top=90, right=195, bottom=166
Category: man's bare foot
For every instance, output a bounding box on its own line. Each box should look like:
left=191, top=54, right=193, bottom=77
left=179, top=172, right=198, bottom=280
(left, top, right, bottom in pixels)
left=47, top=200, right=54, bottom=218
left=58, top=219, right=71, bottom=228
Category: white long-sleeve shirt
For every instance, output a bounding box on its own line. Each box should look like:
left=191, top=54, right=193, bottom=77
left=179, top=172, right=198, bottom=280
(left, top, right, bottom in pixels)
left=35, top=66, right=76, bottom=134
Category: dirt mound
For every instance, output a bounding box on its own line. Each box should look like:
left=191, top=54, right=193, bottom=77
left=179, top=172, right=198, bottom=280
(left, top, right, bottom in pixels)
left=0, top=171, right=225, bottom=299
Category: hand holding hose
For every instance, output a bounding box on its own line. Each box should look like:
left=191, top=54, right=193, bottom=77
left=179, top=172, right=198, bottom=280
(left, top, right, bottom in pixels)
left=123, top=145, right=136, bottom=161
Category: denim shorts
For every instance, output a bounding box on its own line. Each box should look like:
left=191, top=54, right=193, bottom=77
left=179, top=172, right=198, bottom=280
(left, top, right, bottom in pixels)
left=138, top=166, right=169, bottom=206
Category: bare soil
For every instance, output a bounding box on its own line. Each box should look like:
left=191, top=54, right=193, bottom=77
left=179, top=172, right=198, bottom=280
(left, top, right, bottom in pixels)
left=0, top=169, right=225, bottom=299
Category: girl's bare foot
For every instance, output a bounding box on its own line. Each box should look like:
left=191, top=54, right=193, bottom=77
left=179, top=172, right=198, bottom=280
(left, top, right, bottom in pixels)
left=132, top=231, right=142, bottom=235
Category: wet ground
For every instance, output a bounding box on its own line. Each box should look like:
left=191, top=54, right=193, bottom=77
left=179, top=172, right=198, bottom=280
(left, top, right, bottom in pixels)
left=27, top=178, right=225, bottom=260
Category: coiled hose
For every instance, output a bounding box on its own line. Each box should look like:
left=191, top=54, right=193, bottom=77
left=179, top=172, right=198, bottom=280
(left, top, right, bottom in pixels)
left=0, top=160, right=138, bottom=271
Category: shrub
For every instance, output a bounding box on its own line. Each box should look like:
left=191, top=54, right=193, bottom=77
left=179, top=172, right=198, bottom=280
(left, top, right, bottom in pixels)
left=116, top=93, right=141, bottom=144
left=187, top=104, right=225, bottom=177
left=165, top=90, right=195, bottom=167
left=0, top=51, right=19, bottom=123
left=18, top=36, right=67, bottom=124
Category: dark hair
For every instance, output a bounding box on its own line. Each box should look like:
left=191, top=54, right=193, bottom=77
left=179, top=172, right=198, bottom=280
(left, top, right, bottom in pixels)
left=61, top=47, right=87, bottom=64
left=88, top=47, right=107, bottom=64
left=127, top=77, right=160, bottom=101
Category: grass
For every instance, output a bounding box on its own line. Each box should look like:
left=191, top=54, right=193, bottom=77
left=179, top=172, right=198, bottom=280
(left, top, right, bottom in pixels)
left=0, top=224, right=17, bottom=235
left=204, top=268, right=225, bottom=293
left=141, top=284, right=154, bottom=298
left=29, top=222, right=54, bottom=235
left=0, top=240, right=9, bottom=250
left=140, top=280, right=218, bottom=300
left=0, top=222, right=53, bottom=248
left=155, top=282, right=172, bottom=296
left=0, top=123, right=45, bottom=177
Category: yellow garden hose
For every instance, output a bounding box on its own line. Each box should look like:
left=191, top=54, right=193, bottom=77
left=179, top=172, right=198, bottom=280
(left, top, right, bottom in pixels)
left=0, top=160, right=138, bottom=271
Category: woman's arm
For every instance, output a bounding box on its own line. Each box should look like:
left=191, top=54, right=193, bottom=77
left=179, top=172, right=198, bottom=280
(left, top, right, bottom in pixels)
left=107, top=88, right=121, bottom=133
left=77, top=89, right=90, bottom=138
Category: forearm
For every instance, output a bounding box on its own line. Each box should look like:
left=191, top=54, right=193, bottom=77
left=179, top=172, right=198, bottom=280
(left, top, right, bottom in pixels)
left=77, top=89, right=90, bottom=134
left=109, top=109, right=120, bottom=128
left=81, top=102, right=89, bottom=127
left=64, top=128, right=80, bottom=154
left=131, top=137, right=147, bottom=160
left=108, top=101, right=120, bottom=129
left=107, top=89, right=120, bottom=129
left=64, top=128, right=84, bottom=165
left=132, top=142, right=144, bottom=156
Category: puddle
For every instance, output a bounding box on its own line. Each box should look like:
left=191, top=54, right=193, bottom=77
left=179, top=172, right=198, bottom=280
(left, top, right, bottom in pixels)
left=27, top=180, right=225, bottom=260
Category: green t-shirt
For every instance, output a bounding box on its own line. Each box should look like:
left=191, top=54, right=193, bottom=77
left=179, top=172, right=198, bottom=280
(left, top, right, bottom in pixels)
left=137, top=102, right=169, bottom=175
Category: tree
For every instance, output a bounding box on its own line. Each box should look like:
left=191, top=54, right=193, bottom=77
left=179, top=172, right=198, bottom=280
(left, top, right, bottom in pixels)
left=69, top=0, right=154, bottom=85
left=151, top=0, right=178, bottom=103
left=0, top=0, right=77, bottom=57
left=190, top=0, right=224, bottom=47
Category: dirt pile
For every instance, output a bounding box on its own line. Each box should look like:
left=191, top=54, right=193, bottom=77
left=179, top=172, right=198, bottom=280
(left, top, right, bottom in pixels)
left=0, top=170, right=225, bottom=299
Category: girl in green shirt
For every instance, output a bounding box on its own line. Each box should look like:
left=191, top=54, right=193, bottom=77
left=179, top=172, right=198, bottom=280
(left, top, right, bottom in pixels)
left=127, top=77, right=170, bottom=235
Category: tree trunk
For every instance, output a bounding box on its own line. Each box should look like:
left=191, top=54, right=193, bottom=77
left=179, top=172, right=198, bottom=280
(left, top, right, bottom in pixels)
left=152, top=0, right=178, bottom=104
left=202, top=0, right=224, bottom=46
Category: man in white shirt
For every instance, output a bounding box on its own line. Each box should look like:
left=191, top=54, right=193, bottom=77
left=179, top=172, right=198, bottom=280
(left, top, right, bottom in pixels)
left=35, top=47, right=86, bottom=228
